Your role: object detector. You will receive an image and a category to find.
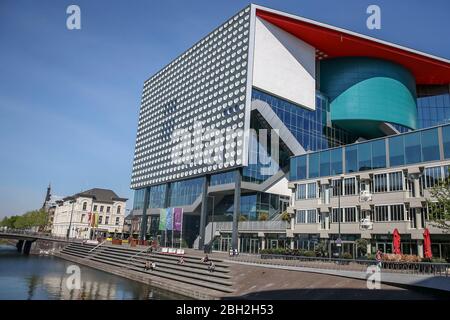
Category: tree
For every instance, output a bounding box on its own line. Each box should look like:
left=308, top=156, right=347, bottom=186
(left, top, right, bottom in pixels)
left=427, top=170, right=450, bottom=232
left=355, top=238, right=369, bottom=257
left=1, top=210, right=49, bottom=231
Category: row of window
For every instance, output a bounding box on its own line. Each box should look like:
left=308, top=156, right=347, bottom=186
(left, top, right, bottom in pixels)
left=295, top=165, right=450, bottom=200
left=291, top=125, right=450, bottom=181
left=79, top=214, right=121, bottom=226
left=295, top=204, right=411, bottom=224
left=82, top=202, right=122, bottom=214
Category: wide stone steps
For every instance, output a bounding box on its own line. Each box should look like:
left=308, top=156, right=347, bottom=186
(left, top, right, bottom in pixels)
left=60, top=243, right=234, bottom=294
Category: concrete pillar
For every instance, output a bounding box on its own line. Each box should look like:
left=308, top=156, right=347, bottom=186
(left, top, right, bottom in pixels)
left=290, top=239, right=294, bottom=250
left=413, top=178, right=421, bottom=197
left=417, top=240, right=424, bottom=258
left=23, top=240, right=33, bottom=255
left=139, top=187, right=150, bottom=241
left=261, top=237, right=266, bottom=250
left=325, top=214, right=330, bottom=230
left=290, top=216, right=295, bottom=230
left=198, top=175, right=210, bottom=250
left=231, top=169, right=241, bottom=252
left=416, top=209, right=423, bottom=229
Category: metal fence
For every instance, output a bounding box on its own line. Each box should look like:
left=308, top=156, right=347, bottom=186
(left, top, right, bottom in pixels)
left=230, top=253, right=450, bottom=277
left=0, top=228, right=83, bottom=242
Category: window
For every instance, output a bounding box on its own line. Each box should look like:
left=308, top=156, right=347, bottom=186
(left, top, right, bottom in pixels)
left=296, top=183, right=316, bottom=200
left=291, top=155, right=307, bottom=180
left=358, top=142, right=372, bottom=171
left=372, top=139, right=386, bottom=169
left=330, top=148, right=343, bottom=175
left=390, top=204, right=405, bottom=221
left=331, top=179, right=342, bottom=197
left=93, top=205, right=98, bottom=212
left=296, top=210, right=306, bottom=224
left=389, top=135, right=404, bottom=166
left=443, top=125, right=450, bottom=159
left=307, top=183, right=317, bottom=199
left=308, top=153, right=319, bottom=178
left=404, top=132, right=421, bottom=164
left=306, top=209, right=317, bottom=223
left=105, top=216, right=110, bottom=225
left=99, top=216, right=103, bottom=224
left=117, top=206, right=121, bottom=214
left=421, top=128, right=440, bottom=162
left=82, top=202, right=87, bottom=211
left=373, top=174, right=387, bottom=193
left=81, top=214, right=85, bottom=222
left=106, top=206, right=110, bottom=213
left=389, top=172, right=404, bottom=191
left=374, top=205, right=389, bottom=222
left=343, top=177, right=356, bottom=195
left=100, top=206, right=104, bottom=212
left=345, top=145, right=358, bottom=173
left=344, top=207, right=357, bottom=222
left=319, top=150, right=330, bottom=177
left=422, top=166, right=442, bottom=189
left=331, top=208, right=343, bottom=223
left=115, top=217, right=120, bottom=226
left=296, top=184, right=307, bottom=200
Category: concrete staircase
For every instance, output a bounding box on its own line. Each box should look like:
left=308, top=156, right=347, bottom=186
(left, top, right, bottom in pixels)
left=60, top=243, right=234, bottom=294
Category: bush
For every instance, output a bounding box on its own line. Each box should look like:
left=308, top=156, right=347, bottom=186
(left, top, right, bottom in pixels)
left=341, top=252, right=353, bottom=259
left=258, top=213, right=269, bottom=221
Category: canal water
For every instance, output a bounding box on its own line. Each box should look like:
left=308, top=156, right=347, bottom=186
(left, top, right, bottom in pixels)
left=0, top=245, right=187, bottom=300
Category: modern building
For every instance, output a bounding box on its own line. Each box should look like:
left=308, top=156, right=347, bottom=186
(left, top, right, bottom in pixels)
left=130, top=4, right=450, bottom=255
left=51, top=188, right=127, bottom=239
left=289, top=124, right=450, bottom=259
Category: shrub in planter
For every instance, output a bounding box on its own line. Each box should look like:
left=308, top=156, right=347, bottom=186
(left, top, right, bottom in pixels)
left=303, top=250, right=316, bottom=257
left=341, top=252, right=353, bottom=259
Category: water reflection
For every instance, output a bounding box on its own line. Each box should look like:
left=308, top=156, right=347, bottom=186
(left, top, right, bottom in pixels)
left=0, top=245, right=187, bottom=300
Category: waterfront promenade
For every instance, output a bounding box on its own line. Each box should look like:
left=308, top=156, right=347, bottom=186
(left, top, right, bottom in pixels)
left=55, top=242, right=450, bottom=300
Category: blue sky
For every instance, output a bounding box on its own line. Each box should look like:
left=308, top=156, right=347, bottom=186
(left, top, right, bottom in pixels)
left=0, top=0, right=449, bottom=218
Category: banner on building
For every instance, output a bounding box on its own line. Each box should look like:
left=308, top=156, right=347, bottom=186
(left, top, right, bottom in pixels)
left=166, top=208, right=173, bottom=230
left=159, top=209, right=166, bottom=231
left=173, top=207, right=183, bottom=232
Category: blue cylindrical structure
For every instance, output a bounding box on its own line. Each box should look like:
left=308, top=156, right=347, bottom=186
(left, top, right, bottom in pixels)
left=320, top=57, right=417, bottom=138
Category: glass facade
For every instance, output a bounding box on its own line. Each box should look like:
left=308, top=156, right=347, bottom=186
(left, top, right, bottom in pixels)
left=252, top=89, right=356, bottom=152
left=210, top=170, right=235, bottom=186
left=417, top=94, right=450, bottom=129
left=290, top=124, right=449, bottom=181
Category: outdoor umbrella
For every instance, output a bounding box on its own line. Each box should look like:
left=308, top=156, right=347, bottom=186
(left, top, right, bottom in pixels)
left=392, top=228, right=401, bottom=254
left=423, top=228, right=433, bottom=259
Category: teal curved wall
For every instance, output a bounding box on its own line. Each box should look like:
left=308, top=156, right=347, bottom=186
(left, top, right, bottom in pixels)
left=320, top=57, right=417, bottom=138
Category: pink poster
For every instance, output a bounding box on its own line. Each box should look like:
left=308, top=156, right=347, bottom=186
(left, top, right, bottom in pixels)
left=173, top=207, right=183, bottom=231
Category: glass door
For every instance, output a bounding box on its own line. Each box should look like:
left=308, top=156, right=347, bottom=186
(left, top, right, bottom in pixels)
left=249, top=238, right=260, bottom=254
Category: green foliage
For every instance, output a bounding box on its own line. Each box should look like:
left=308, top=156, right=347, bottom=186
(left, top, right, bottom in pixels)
left=355, top=238, right=369, bottom=256
left=260, top=247, right=317, bottom=257
left=238, top=215, right=248, bottom=222
left=0, top=209, right=48, bottom=231
left=341, top=252, right=353, bottom=259
left=314, top=240, right=328, bottom=257
left=258, top=213, right=269, bottom=221
left=427, top=168, right=450, bottom=231
left=280, top=212, right=291, bottom=222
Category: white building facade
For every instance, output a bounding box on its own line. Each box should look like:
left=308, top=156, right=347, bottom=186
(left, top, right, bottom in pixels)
left=51, top=188, right=127, bottom=239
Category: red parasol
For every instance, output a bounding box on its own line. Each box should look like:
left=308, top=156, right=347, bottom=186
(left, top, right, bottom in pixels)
left=393, top=228, right=401, bottom=254
left=423, top=228, right=433, bottom=259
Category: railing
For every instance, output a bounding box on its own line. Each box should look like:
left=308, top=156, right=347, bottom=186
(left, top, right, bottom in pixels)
left=84, top=240, right=107, bottom=257
left=230, top=253, right=450, bottom=277
left=123, top=246, right=151, bottom=268
left=0, top=228, right=83, bottom=242
left=215, top=221, right=289, bottom=232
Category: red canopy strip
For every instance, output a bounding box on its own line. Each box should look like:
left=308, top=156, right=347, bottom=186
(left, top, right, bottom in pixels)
left=393, top=228, right=401, bottom=255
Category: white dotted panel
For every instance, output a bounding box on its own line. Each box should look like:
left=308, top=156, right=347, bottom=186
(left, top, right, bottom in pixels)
left=131, top=6, right=251, bottom=189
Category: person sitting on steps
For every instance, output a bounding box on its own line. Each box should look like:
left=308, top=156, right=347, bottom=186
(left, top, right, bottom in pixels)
left=208, top=261, right=215, bottom=273
left=201, top=254, right=210, bottom=263
left=144, top=260, right=151, bottom=271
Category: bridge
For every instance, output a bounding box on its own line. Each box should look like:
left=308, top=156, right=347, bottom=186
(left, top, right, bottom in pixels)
left=0, top=229, right=82, bottom=254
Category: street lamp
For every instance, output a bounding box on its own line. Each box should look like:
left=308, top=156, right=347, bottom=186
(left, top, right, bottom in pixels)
left=66, top=198, right=75, bottom=239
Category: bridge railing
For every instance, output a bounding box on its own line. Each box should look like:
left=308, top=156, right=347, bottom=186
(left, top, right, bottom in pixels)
left=230, top=253, right=450, bottom=277
left=0, top=228, right=83, bottom=242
